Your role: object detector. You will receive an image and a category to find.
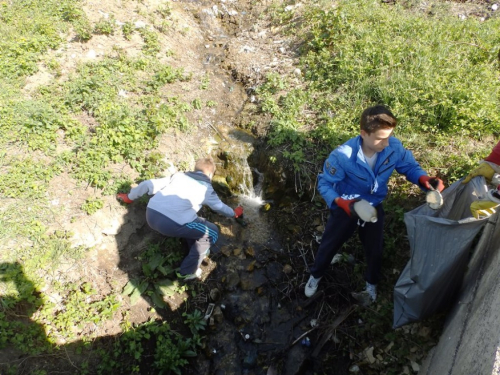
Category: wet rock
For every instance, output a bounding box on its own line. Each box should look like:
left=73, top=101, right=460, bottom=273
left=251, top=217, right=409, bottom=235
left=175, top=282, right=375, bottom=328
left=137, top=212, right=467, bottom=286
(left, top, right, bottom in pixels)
left=192, top=358, right=211, bottom=375
left=284, top=344, right=309, bottom=375
left=265, top=261, right=283, bottom=283
left=233, top=248, right=244, bottom=257
left=212, top=352, right=241, bottom=375
left=212, top=175, right=232, bottom=197
left=242, top=348, right=258, bottom=369
left=225, top=270, right=241, bottom=290
left=221, top=246, right=232, bottom=257
left=223, top=292, right=270, bottom=325
left=245, top=247, right=255, bottom=257
left=240, top=269, right=267, bottom=290
left=213, top=305, right=224, bottom=324
left=210, top=288, right=221, bottom=301
left=246, top=260, right=256, bottom=272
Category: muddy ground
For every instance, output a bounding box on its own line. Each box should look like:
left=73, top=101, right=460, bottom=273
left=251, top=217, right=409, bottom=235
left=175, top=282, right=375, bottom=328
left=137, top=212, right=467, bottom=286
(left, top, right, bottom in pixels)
left=3, top=0, right=498, bottom=374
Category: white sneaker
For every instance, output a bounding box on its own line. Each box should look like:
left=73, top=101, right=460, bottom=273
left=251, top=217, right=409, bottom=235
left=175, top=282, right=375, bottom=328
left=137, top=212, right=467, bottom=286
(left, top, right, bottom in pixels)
left=365, top=282, right=377, bottom=302
left=304, top=275, right=322, bottom=297
left=182, top=268, right=202, bottom=280
left=351, top=282, right=377, bottom=306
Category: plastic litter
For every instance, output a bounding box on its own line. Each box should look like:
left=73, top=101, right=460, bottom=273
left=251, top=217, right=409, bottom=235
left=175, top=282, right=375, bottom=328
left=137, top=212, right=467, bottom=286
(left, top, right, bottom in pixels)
left=426, top=186, right=443, bottom=210
left=301, top=337, right=311, bottom=347
left=353, top=199, right=377, bottom=222
left=204, top=303, right=215, bottom=320
left=492, top=173, right=500, bottom=186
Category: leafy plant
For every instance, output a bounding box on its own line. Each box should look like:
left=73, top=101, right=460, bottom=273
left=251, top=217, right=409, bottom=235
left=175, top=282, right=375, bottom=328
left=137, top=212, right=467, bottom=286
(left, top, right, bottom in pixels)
left=122, top=240, right=186, bottom=308
left=200, top=72, right=210, bottom=90
left=182, top=309, right=207, bottom=336
left=93, top=16, right=116, bottom=35
left=139, top=28, right=161, bottom=55
left=96, top=316, right=203, bottom=375
left=81, top=197, right=104, bottom=215
left=121, top=21, right=135, bottom=40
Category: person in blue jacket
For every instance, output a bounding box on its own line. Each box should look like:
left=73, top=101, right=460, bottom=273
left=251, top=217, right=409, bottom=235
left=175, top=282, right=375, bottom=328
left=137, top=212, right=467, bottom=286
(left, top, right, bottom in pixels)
left=305, top=105, right=444, bottom=303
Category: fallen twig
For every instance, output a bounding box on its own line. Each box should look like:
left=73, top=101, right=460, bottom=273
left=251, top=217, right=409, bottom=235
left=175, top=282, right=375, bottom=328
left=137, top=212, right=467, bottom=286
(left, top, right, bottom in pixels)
left=312, top=305, right=357, bottom=358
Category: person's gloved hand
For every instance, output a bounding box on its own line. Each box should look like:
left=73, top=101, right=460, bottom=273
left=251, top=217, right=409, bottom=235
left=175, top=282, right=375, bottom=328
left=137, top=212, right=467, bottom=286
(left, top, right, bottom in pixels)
left=419, top=175, right=445, bottom=192
left=335, top=198, right=359, bottom=217
left=234, top=206, right=244, bottom=218
left=117, top=193, right=133, bottom=204
left=462, top=163, right=496, bottom=184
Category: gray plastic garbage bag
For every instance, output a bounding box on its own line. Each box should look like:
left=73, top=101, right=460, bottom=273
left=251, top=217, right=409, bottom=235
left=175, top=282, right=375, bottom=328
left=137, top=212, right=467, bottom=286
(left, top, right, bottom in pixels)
left=393, top=177, right=490, bottom=328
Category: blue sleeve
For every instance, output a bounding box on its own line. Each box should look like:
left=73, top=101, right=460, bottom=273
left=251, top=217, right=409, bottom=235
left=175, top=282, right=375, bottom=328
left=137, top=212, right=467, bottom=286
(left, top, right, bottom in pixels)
left=317, top=152, right=345, bottom=208
left=394, top=144, right=427, bottom=186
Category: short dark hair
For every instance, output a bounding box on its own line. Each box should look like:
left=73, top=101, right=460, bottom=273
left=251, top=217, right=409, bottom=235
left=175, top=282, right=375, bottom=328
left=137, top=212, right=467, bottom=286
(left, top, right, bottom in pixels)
left=194, top=157, right=216, bottom=175
left=360, top=105, right=397, bottom=134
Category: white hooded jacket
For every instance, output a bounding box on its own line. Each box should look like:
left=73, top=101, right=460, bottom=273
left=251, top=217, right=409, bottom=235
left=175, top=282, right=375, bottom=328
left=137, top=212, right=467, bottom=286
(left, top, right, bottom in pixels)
left=128, top=171, right=235, bottom=225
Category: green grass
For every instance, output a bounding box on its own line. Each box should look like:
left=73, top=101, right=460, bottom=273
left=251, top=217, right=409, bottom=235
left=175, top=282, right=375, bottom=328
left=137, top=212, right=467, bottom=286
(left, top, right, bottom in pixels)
left=0, top=0, right=207, bottom=373
left=260, top=0, right=500, bottom=184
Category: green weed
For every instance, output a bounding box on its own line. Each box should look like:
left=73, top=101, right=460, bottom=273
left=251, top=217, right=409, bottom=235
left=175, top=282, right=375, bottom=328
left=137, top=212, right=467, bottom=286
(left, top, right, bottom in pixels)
left=36, top=281, right=120, bottom=342
left=122, top=240, right=186, bottom=309
left=139, top=28, right=161, bottom=55
left=81, top=197, right=104, bottom=215
left=121, top=21, right=135, bottom=40
left=259, top=0, right=500, bottom=183
left=93, top=16, right=116, bottom=35
left=96, top=316, right=204, bottom=375
left=0, top=155, right=62, bottom=198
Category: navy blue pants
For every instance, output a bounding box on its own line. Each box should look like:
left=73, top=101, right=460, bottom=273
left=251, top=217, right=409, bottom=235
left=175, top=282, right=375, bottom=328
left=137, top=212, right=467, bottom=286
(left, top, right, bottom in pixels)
left=310, top=204, right=385, bottom=285
left=146, top=208, right=219, bottom=275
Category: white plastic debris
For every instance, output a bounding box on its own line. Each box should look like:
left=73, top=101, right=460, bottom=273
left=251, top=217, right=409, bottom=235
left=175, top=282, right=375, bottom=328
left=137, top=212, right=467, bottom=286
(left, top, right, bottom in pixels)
left=411, top=361, right=420, bottom=372
left=331, top=253, right=343, bottom=265
left=353, top=199, right=378, bottom=222
left=349, top=365, right=360, bottom=373
left=86, top=50, right=97, bottom=59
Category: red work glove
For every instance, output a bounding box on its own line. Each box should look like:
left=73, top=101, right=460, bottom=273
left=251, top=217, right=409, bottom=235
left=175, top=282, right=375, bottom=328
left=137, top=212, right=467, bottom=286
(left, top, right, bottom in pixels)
left=418, top=175, right=445, bottom=192
left=335, top=198, right=359, bottom=217
left=117, top=193, right=133, bottom=204
left=234, top=206, right=244, bottom=218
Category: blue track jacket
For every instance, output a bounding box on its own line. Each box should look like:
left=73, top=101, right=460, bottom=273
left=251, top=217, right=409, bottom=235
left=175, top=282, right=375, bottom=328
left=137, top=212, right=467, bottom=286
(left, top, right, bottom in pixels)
left=318, top=135, right=427, bottom=208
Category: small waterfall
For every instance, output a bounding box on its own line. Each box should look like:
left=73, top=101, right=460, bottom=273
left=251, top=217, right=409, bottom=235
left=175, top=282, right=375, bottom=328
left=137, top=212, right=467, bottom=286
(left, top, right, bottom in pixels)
left=238, top=158, right=264, bottom=205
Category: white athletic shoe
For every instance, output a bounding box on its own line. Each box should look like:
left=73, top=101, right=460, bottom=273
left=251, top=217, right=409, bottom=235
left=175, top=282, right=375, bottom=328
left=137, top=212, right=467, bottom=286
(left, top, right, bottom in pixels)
left=365, top=282, right=377, bottom=302
left=304, top=275, right=322, bottom=297
left=352, top=282, right=377, bottom=306
left=182, top=268, right=202, bottom=280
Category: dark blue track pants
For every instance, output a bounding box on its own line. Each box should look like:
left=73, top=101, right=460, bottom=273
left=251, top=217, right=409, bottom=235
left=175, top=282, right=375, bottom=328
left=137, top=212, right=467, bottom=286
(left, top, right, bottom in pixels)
left=146, top=208, right=219, bottom=275
left=310, top=204, right=385, bottom=285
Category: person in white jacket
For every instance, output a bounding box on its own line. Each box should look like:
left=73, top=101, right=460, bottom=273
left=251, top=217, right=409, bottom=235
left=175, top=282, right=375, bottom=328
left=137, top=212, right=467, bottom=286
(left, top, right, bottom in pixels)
left=117, top=157, right=243, bottom=279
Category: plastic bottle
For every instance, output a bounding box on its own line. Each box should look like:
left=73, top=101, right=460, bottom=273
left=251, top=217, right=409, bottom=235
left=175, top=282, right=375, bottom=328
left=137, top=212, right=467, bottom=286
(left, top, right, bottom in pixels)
left=353, top=199, right=377, bottom=222
left=492, top=173, right=500, bottom=186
